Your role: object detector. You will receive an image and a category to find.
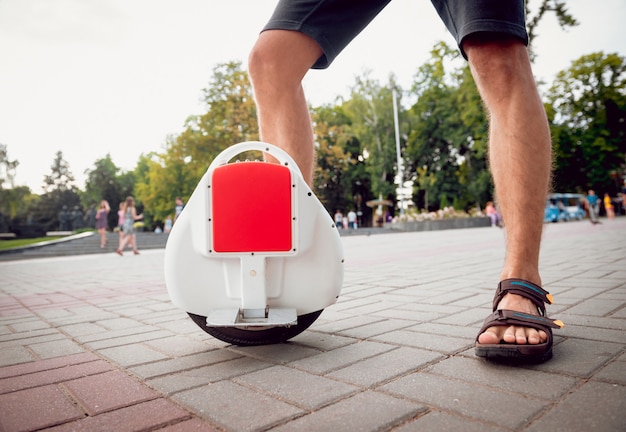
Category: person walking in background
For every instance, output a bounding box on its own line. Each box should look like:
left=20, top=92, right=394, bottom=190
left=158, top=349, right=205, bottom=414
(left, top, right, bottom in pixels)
left=116, top=196, right=143, bottom=256
left=485, top=201, right=502, bottom=227
left=95, top=200, right=110, bottom=248
left=587, top=189, right=600, bottom=224
left=116, top=202, right=125, bottom=249
left=347, top=209, right=357, bottom=229
left=174, top=197, right=185, bottom=224
left=164, top=215, right=173, bottom=233
left=604, top=193, right=615, bottom=220
left=58, top=205, right=70, bottom=231
left=334, top=210, right=344, bottom=229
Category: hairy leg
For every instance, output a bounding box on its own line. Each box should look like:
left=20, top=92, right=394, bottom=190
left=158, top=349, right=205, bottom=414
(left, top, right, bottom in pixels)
left=248, top=30, right=323, bottom=186
left=465, top=38, right=552, bottom=345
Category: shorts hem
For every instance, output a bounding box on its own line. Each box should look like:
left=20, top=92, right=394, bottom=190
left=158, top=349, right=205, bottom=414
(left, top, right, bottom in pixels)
left=262, top=20, right=335, bottom=69
left=457, top=20, right=528, bottom=58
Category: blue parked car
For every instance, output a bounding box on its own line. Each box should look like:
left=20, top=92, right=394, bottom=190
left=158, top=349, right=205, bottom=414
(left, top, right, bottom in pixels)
left=544, top=193, right=585, bottom=223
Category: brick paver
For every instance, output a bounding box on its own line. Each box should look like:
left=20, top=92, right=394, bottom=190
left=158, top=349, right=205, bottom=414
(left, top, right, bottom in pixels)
left=0, top=218, right=625, bottom=431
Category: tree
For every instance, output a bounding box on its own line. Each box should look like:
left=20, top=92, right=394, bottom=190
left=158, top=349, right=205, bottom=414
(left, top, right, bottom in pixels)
left=312, top=104, right=374, bottom=223
left=402, top=2, right=579, bottom=212
left=82, top=154, right=133, bottom=229
left=0, top=144, right=27, bottom=230
left=133, top=151, right=174, bottom=226
left=526, top=0, right=578, bottom=61
left=180, top=61, right=259, bottom=181
left=30, top=151, right=80, bottom=232
left=42, top=151, right=76, bottom=194
left=405, top=42, right=473, bottom=211
left=134, top=61, right=259, bottom=225
left=454, top=64, right=492, bottom=210
left=546, top=52, right=626, bottom=193
left=0, top=143, right=18, bottom=190
left=342, top=72, right=401, bottom=204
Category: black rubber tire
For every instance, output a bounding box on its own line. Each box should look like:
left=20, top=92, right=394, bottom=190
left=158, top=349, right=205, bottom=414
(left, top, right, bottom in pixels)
left=187, top=310, right=323, bottom=346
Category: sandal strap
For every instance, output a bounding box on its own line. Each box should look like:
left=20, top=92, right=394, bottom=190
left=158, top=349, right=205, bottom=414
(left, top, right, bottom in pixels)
left=492, top=309, right=564, bottom=329
left=493, top=278, right=554, bottom=313
left=476, top=309, right=564, bottom=341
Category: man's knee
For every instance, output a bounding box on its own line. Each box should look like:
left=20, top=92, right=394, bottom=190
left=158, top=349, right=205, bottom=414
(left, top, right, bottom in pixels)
left=248, top=30, right=322, bottom=87
left=463, top=35, right=532, bottom=89
left=248, top=36, right=275, bottom=84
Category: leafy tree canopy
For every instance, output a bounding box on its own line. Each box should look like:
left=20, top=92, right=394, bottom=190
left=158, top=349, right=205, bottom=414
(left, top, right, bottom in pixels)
left=547, top=52, right=626, bottom=193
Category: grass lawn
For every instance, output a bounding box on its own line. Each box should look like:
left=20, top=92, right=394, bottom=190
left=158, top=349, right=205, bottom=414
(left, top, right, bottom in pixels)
left=0, top=237, right=63, bottom=251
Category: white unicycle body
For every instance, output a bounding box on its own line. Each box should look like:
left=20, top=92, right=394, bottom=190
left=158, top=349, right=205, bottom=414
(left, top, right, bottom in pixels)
left=164, top=142, right=344, bottom=345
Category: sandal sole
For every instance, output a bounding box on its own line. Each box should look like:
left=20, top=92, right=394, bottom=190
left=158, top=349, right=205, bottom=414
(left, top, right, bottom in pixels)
left=475, top=343, right=552, bottom=364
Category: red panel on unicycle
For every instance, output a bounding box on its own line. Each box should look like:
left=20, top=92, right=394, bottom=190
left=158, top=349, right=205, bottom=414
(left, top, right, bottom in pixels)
left=211, top=162, right=292, bottom=253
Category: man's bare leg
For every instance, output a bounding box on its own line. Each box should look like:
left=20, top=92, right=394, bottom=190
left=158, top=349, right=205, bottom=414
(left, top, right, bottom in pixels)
left=248, top=30, right=323, bottom=186
left=465, top=38, right=552, bottom=346
left=250, top=31, right=551, bottom=345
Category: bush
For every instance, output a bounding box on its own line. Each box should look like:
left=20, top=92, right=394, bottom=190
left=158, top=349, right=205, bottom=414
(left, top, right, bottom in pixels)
left=393, top=206, right=474, bottom=223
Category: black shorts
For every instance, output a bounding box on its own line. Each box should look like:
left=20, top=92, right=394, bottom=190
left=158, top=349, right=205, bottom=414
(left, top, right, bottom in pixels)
left=262, top=0, right=528, bottom=68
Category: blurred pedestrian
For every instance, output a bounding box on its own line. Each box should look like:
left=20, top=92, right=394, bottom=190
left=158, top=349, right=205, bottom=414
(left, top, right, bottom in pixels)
left=347, top=209, right=357, bottom=229
left=164, top=215, right=173, bottom=233
left=95, top=200, right=110, bottom=248
left=334, top=210, right=343, bottom=229
left=587, top=190, right=600, bottom=224
left=604, top=193, right=615, bottom=219
left=85, top=204, right=97, bottom=228
left=117, top=202, right=125, bottom=249
left=71, top=206, right=84, bottom=230
left=116, top=196, right=143, bottom=256
left=174, top=197, right=185, bottom=224
left=485, top=201, right=502, bottom=227
left=58, top=205, right=70, bottom=231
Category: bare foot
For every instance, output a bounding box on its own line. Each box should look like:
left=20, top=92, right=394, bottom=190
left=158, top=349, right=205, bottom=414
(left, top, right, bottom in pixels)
left=477, top=293, right=547, bottom=345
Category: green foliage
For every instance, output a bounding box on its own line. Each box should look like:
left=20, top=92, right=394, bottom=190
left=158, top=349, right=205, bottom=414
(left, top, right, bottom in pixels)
left=0, top=143, right=18, bottom=190
left=0, top=145, right=30, bottom=231
left=526, top=0, right=578, bottom=60
left=405, top=42, right=491, bottom=211
left=455, top=65, right=491, bottom=208
left=82, top=154, right=134, bottom=229
left=312, top=104, right=372, bottom=220
left=546, top=52, right=626, bottom=193
left=133, top=151, right=175, bottom=226
left=134, top=61, right=259, bottom=226
left=342, top=71, right=400, bottom=201
left=42, top=151, right=76, bottom=194
left=3, top=2, right=623, bottom=229
left=29, top=152, right=81, bottom=232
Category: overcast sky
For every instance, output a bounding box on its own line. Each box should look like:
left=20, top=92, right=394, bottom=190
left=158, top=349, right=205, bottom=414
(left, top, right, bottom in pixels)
left=1, top=0, right=625, bottom=192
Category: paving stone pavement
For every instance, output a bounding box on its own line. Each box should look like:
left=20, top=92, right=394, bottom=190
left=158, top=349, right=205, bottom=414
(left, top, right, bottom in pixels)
left=0, top=218, right=625, bottom=432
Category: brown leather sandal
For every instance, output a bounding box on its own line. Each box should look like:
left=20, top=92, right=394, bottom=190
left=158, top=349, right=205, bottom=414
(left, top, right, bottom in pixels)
left=475, top=278, right=564, bottom=363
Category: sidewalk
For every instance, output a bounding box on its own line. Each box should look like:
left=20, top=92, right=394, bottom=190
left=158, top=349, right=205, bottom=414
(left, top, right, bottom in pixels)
left=1, top=218, right=624, bottom=432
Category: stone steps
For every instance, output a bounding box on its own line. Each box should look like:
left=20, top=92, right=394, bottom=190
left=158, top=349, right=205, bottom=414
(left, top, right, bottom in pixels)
left=0, top=217, right=493, bottom=261
left=0, top=231, right=169, bottom=261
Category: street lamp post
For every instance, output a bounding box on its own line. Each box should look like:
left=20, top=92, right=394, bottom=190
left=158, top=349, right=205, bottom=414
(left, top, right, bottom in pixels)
left=392, top=88, right=404, bottom=216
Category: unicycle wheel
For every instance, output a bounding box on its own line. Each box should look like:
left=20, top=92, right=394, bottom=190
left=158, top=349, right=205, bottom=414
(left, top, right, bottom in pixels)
left=187, top=310, right=323, bottom=346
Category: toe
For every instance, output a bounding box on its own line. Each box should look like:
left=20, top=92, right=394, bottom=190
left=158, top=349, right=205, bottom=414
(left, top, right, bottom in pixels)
left=515, top=326, right=528, bottom=344
left=477, top=327, right=501, bottom=344
left=527, top=328, right=540, bottom=344
left=502, top=326, right=518, bottom=344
